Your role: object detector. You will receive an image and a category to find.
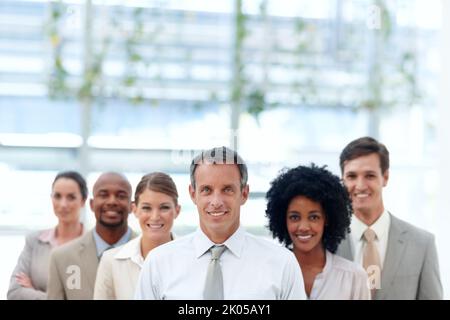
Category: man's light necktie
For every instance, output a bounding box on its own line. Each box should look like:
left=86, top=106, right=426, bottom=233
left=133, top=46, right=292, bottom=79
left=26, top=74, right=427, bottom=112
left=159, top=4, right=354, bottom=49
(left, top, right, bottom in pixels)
left=203, top=245, right=226, bottom=300
left=363, top=228, right=381, bottom=299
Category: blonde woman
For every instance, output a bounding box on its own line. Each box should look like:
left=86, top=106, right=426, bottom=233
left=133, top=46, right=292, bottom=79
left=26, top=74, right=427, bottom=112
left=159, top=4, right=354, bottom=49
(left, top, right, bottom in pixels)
left=94, top=172, right=180, bottom=299
left=7, top=171, right=86, bottom=300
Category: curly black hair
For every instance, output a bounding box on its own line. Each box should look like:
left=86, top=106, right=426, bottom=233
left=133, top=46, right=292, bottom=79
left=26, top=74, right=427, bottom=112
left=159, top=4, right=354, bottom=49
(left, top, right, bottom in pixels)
left=265, top=164, right=352, bottom=253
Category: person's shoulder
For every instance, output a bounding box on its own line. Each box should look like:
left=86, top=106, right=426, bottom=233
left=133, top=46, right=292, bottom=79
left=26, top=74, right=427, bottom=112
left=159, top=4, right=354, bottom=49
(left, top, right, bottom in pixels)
left=111, top=236, right=142, bottom=261
left=24, top=229, right=44, bottom=242
left=102, top=245, right=121, bottom=261
left=390, top=213, right=435, bottom=241
left=148, top=232, right=195, bottom=257
left=244, top=232, right=291, bottom=256
left=24, top=228, right=56, bottom=248
left=52, top=230, right=93, bottom=258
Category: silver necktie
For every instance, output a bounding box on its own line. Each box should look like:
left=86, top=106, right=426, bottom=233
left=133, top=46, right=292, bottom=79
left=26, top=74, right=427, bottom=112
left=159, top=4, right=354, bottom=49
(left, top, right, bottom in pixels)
left=203, top=245, right=226, bottom=300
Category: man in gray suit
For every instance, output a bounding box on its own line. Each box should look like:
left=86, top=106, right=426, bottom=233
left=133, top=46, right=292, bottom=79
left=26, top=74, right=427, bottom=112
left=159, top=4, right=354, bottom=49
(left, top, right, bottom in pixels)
left=47, top=172, right=137, bottom=299
left=336, top=137, right=442, bottom=300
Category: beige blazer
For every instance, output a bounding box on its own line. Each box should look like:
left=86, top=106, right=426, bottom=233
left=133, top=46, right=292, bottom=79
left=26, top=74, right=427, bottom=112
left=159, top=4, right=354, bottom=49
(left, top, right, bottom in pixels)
left=7, top=230, right=53, bottom=300
left=94, top=236, right=143, bottom=300
left=47, top=229, right=137, bottom=300
left=337, top=213, right=443, bottom=300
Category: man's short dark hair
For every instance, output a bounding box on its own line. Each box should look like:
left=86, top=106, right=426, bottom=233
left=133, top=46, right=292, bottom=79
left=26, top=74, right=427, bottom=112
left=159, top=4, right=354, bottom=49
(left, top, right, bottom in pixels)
left=190, top=146, right=248, bottom=190
left=339, top=136, right=390, bottom=174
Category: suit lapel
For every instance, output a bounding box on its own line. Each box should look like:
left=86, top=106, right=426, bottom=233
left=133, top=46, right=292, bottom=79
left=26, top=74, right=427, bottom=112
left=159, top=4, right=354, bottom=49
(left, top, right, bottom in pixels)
left=378, top=214, right=408, bottom=299
left=79, top=228, right=136, bottom=289
left=78, top=231, right=99, bottom=293
left=337, top=234, right=354, bottom=261
left=75, top=228, right=136, bottom=296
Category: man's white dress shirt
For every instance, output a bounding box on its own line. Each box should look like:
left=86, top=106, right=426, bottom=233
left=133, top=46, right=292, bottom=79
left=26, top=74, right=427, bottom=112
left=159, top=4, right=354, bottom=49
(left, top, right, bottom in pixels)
left=135, top=226, right=306, bottom=300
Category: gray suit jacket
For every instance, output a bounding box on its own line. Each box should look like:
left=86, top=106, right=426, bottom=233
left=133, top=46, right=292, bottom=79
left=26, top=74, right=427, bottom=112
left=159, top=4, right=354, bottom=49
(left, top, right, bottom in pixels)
left=337, top=213, right=443, bottom=300
left=7, top=230, right=51, bottom=300
left=46, top=229, right=137, bottom=300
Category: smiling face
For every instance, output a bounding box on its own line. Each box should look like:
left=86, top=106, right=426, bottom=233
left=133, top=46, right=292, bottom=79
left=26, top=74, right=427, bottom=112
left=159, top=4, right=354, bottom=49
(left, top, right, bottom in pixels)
left=133, top=189, right=179, bottom=241
left=90, top=173, right=132, bottom=229
left=286, top=195, right=326, bottom=256
left=189, top=163, right=249, bottom=243
left=52, top=177, right=86, bottom=224
left=342, top=153, right=388, bottom=222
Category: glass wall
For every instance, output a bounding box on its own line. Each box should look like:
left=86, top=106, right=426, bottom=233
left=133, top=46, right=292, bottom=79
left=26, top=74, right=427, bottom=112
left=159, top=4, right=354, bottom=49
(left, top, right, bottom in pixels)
left=0, top=0, right=446, bottom=298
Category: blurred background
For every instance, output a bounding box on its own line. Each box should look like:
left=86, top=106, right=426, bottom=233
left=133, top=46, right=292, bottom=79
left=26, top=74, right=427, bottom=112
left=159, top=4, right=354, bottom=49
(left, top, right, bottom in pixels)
left=1, top=0, right=449, bottom=299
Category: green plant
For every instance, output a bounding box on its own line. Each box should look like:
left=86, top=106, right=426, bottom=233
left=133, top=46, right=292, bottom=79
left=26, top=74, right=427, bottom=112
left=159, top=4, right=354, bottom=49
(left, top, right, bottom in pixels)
left=230, top=0, right=247, bottom=110
left=45, top=2, right=163, bottom=106
left=291, top=18, right=320, bottom=106
left=363, top=0, right=420, bottom=110
left=45, top=0, right=70, bottom=99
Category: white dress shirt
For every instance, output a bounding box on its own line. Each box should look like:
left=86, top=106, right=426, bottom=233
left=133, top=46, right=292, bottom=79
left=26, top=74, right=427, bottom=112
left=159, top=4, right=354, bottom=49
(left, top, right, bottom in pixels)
left=135, top=226, right=306, bottom=300
left=309, top=251, right=370, bottom=300
left=350, top=210, right=390, bottom=268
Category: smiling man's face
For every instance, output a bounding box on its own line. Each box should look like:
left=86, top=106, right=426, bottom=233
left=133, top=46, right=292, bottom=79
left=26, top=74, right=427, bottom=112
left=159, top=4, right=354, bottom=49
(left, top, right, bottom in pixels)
left=342, top=153, right=389, bottom=220
left=189, top=163, right=249, bottom=244
left=90, top=173, right=132, bottom=229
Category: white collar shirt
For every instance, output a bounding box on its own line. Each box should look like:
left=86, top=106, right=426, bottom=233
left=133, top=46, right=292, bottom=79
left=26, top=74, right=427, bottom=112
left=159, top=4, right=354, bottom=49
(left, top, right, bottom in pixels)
left=350, top=210, right=391, bottom=268
left=113, top=233, right=177, bottom=268
left=135, top=226, right=306, bottom=300
left=114, top=235, right=145, bottom=268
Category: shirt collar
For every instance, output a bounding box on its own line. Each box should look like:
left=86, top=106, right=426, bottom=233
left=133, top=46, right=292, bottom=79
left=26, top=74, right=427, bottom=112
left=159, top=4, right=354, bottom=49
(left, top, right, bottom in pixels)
left=113, top=232, right=177, bottom=267
left=193, top=225, right=245, bottom=259
left=114, top=236, right=143, bottom=267
left=38, top=228, right=59, bottom=248
left=114, top=236, right=141, bottom=259
left=38, top=224, right=85, bottom=248
left=351, top=210, right=390, bottom=242
left=93, top=227, right=132, bottom=258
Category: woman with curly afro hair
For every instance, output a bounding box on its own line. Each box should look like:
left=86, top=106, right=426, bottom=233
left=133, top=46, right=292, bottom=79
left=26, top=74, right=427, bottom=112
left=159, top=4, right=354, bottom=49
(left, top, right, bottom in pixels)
left=265, top=164, right=369, bottom=300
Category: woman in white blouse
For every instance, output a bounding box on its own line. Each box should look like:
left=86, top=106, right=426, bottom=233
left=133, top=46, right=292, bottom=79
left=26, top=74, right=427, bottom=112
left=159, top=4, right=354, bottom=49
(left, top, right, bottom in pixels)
left=93, top=172, right=180, bottom=299
left=265, top=164, right=370, bottom=300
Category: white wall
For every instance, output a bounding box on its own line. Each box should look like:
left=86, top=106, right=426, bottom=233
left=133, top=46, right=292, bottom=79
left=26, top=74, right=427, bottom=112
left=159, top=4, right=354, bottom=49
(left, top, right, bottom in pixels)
left=436, top=0, right=450, bottom=300
left=0, top=234, right=25, bottom=299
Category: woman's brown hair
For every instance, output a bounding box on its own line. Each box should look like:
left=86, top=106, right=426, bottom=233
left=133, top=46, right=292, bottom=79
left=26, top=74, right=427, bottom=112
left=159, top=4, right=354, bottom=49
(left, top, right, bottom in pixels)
left=134, top=172, right=178, bottom=206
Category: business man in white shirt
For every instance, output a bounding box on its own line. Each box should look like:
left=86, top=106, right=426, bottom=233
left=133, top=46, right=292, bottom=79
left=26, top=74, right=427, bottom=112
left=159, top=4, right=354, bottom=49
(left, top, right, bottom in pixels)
left=336, top=137, right=443, bottom=300
left=135, top=146, right=306, bottom=300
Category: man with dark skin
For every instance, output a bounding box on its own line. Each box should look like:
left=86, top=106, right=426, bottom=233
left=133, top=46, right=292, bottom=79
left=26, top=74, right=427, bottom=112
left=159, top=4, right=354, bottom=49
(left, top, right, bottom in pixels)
left=90, top=172, right=132, bottom=243
left=47, top=172, right=137, bottom=300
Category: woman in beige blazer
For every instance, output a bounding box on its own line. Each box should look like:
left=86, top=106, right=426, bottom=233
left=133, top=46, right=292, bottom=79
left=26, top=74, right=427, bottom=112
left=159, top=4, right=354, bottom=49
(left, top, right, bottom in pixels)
left=7, top=171, right=87, bottom=300
left=94, top=172, right=180, bottom=300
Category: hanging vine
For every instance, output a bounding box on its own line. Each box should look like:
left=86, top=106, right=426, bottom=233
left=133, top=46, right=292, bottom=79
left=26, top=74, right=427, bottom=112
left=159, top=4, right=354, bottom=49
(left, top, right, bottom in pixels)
left=45, top=0, right=70, bottom=99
